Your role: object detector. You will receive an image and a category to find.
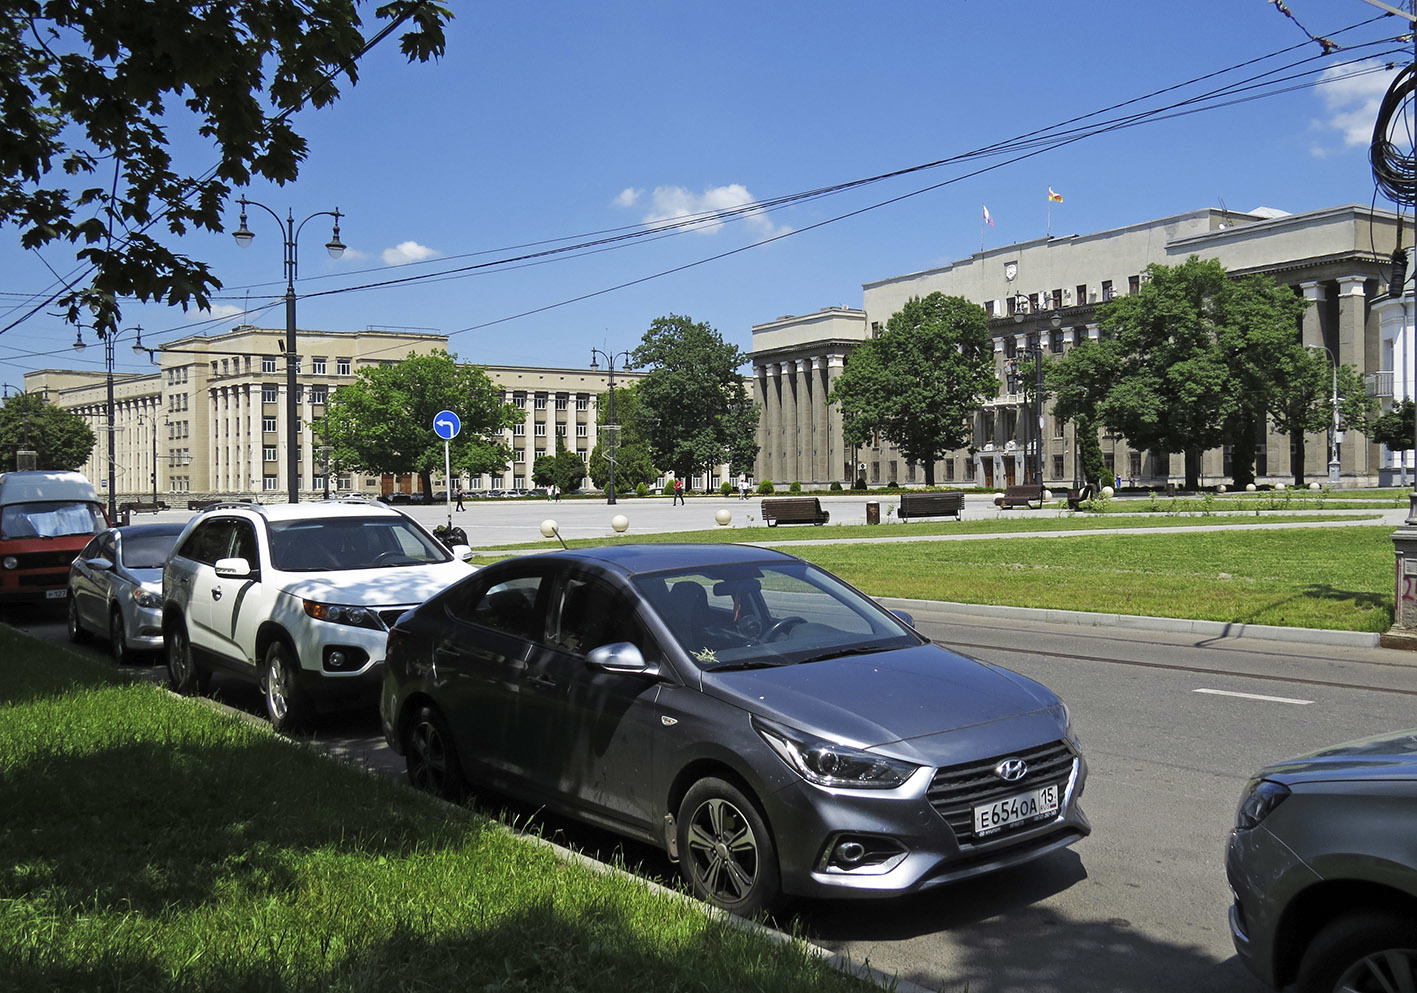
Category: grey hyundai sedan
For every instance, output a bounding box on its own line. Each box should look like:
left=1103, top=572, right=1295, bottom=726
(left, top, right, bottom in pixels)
left=381, top=543, right=1089, bottom=914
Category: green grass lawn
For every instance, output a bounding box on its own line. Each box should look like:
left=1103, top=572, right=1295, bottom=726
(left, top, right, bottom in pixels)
left=0, top=632, right=880, bottom=993
left=485, top=522, right=1396, bottom=634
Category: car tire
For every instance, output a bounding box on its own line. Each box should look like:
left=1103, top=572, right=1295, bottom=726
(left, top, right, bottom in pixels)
left=676, top=777, right=783, bottom=917
left=166, top=620, right=210, bottom=695
left=66, top=592, right=88, bottom=643
left=405, top=704, right=466, bottom=801
left=1296, top=910, right=1417, bottom=993
left=261, top=641, right=312, bottom=733
left=109, top=607, right=131, bottom=665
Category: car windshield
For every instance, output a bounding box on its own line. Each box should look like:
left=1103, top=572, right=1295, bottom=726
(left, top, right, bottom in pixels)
left=119, top=531, right=181, bottom=570
left=0, top=500, right=105, bottom=539
left=268, top=517, right=451, bottom=572
left=633, top=559, right=922, bottom=670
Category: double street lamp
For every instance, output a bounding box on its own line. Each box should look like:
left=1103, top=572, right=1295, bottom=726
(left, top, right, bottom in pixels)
left=232, top=197, right=345, bottom=504
left=589, top=347, right=633, bottom=504
left=1305, top=343, right=1343, bottom=484
left=73, top=324, right=147, bottom=520
left=1012, top=297, right=1059, bottom=487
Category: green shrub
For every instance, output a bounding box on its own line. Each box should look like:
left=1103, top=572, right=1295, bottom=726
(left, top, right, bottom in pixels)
left=720, top=481, right=734, bottom=496
left=636, top=482, right=648, bottom=497
left=852, top=476, right=868, bottom=491
left=829, top=480, right=843, bottom=492
left=758, top=480, right=775, bottom=495
left=789, top=481, right=802, bottom=494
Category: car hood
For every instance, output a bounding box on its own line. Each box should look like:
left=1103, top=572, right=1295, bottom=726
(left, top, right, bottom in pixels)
left=701, top=642, right=1062, bottom=754
left=1259, top=727, right=1417, bottom=785
left=278, top=560, right=476, bottom=606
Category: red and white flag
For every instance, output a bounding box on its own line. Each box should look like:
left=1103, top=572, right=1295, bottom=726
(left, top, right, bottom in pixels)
left=982, top=204, right=994, bottom=226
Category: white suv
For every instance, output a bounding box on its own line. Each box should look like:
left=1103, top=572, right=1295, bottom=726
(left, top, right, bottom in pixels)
left=162, top=499, right=476, bottom=731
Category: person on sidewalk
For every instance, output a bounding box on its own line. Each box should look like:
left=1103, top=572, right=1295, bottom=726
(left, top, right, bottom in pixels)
left=673, top=478, right=684, bottom=505
left=454, top=486, right=465, bottom=511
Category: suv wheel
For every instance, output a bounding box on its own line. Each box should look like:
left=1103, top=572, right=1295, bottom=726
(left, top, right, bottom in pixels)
left=676, top=777, right=783, bottom=917
left=406, top=704, right=466, bottom=801
left=166, top=620, right=210, bottom=695
left=262, top=641, right=312, bottom=733
left=1297, top=910, right=1417, bottom=993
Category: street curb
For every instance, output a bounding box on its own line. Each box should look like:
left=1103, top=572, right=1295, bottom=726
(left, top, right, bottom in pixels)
left=878, top=596, right=1383, bottom=649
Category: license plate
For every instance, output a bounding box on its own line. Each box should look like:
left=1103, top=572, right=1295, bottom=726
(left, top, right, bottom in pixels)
left=46, top=589, right=67, bottom=600
left=973, top=783, right=1059, bottom=837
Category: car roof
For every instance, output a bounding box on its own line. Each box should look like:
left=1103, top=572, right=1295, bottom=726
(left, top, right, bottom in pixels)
left=199, top=499, right=403, bottom=523
left=528, top=543, right=799, bottom=577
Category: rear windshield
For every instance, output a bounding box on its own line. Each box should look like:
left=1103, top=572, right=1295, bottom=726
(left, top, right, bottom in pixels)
left=0, top=501, right=106, bottom=540
left=120, top=531, right=182, bottom=570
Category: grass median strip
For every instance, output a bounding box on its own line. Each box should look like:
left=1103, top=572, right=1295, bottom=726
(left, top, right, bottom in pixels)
left=0, top=632, right=881, bottom=993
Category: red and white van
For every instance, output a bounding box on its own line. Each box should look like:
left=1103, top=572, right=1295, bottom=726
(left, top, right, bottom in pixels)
left=0, top=471, right=109, bottom=605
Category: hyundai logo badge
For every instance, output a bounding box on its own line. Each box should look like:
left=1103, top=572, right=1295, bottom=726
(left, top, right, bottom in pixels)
left=994, top=758, right=1028, bottom=782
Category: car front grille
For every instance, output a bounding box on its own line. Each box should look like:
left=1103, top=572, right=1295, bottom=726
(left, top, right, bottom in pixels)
left=927, top=739, right=1076, bottom=845
left=9, top=550, right=81, bottom=572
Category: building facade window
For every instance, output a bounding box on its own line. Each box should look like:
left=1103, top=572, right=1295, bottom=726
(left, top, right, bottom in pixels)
left=263, top=475, right=278, bottom=491
left=263, top=417, right=277, bottom=433
left=263, top=446, right=277, bottom=462
left=262, top=356, right=277, bottom=373
left=262, top=385, right=278, bottom=403
left=312, top=358, right=326, bottom=375
left=337, top=358, right=351, bottom=375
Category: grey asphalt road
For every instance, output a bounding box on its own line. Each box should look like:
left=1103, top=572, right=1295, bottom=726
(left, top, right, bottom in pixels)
left=16, top=499, right=1417, bottom=992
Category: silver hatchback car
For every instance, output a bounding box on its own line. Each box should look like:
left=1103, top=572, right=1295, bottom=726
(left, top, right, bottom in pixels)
left=68, top=523, right=186, bottom=664
left=1227, top=728, right=1417, bottom=993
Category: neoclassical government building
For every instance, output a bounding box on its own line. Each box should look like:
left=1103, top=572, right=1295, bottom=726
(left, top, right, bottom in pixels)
left=16, top=201, right=1415, bottom=501
left=750, top=203, right=1413, bottom=489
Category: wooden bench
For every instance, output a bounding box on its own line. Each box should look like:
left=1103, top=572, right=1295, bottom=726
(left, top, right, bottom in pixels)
left=761, top=496, right=830, bottom=526
left=999, top=484, right=1045, bottom=509
left=1066, top=483, right=1094, bottom=510
left=897, top=491, right=964, bottom=520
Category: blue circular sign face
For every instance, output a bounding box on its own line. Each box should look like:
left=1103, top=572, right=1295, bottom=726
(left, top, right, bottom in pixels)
left=432, top=409, right=461, bottom=440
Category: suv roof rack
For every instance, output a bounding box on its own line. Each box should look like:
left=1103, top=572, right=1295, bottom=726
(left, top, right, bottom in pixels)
left=197, top=500, right=268, bottom=516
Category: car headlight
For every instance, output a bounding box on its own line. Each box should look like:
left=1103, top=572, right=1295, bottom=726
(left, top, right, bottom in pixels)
left=2, top=556, right=16, bottom=570
left=1235, top=778, right=1290, bottom=830
left=130, top=587, right=162, bottom=609
left=302, top=600, right=383, bottom=630
left=754, top=718, right=921, bottom=790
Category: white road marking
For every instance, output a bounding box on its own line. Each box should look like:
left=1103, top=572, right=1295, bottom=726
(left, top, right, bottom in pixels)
left=1194, top=688, right=1313, bottom=706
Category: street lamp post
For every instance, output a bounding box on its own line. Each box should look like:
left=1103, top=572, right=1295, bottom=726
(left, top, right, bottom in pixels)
left=232, top=197, right=345, bottom=504
left=589, top=347, right=633, bottom=504
left=73, top=324, right=147, bottom=520
left=1305, top=343, right=1341, bottom=484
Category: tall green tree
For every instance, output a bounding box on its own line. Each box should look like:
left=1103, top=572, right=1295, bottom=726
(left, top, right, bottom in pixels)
left=1372, top=398, right=1415, bottom=481
left=829, top=292, right=996, bottom=486
left=631, top=315, right=758, bottom=490
left=0, top=2, right=450, bottom=332
left=1046, top=335, right=1118, bottom=487
left=587, top=383, right=658, bottom=492
left=319, top=350, right=520, bottom=496
left=0, top=392, right=95, bottom=471
left=533, top=429, right=586, bottom=493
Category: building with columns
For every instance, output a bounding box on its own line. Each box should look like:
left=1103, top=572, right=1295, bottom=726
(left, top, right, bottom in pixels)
left=751, top=203, right=1413, bottom=488
left=22, top=326, right=665, bottom=503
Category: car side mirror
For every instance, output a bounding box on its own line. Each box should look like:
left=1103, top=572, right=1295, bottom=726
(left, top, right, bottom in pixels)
left=588, top=641, right=660, bottom=678
left=889, top=608, right=915, bottom=628
left=214, top=557, right=253, bottom=579
left=452, top=544, right=474, bottom=562
left=87, top=556, right=114, bottom=571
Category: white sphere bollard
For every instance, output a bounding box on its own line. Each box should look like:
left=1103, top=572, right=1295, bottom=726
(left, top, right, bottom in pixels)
left=1042, top=488, right=1052, bottom=502
left=1217, top=484, right=1227, bottom=493
left=714, top=508, right=732, bottom=526
left=1309, top=482, right=1320, bottom=490
left=1276, top=482, right=1286, bottom=491
left=1245, top=483, right=1257, bottom=492
left=539, top=519, right=559, bottom=538
left=611, top=514, right=629, bottom=533
left=1101, top=485, right=1114, bottom=498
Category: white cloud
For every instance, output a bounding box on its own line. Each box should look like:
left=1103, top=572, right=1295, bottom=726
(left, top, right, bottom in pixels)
left=200, top=303, right=245, bottom=320
left=1313, top=59, right=1400, bottom=148
left=381, top=241, right=439, bottom=266
left=616, top=183, right=791, bottom=240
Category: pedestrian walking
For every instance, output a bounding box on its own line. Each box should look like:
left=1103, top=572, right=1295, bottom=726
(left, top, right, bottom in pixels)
left=673, top=478, right=684, bottom=505
left=738, top=476, right=751, bottom=500
left=454, top=486, right=465, bottom=511
left=550, top=483, right=559, bottom=502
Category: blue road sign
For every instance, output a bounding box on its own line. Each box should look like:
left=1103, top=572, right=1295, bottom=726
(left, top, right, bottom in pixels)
left=433, top=410, right=461, bottom=440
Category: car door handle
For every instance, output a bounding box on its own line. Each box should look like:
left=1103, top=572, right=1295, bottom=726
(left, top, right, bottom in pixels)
left=528, top=673, right=557, bottom=690
left=211, top=587, right=222, bottom=601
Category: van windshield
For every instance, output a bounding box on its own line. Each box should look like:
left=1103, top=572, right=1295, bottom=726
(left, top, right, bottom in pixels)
left=0, top=501, right=106, bottom=540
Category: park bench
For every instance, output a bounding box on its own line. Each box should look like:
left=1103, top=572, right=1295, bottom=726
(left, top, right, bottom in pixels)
left=119, top=501, right=168, bottom=515
left=1066, top=483, right=1094, bottom=510
left=999, top=484, right=1045, bottom=509
left=897, top=491, right=964, bottom=520
left=761, top=496, right=830, bottom=526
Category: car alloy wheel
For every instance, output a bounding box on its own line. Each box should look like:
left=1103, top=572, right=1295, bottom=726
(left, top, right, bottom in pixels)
left=406, top=705, right=466, bottom=801
left=66, top=593, right=88, bottom=644
left=1297, top=911, right=1417, bottom=993
left=677, top=777, right=782, bottom=916
left=165, top=621, right=209, bottom=695
left=109, top=608, right=129, bottom=665
left=261, top=642, right=311, bottom=733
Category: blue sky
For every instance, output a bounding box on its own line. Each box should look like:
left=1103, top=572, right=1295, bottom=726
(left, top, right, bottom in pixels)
left=1, top=0, right=1411, bottom=386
